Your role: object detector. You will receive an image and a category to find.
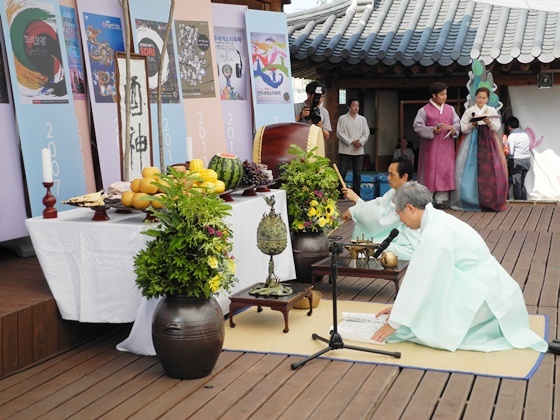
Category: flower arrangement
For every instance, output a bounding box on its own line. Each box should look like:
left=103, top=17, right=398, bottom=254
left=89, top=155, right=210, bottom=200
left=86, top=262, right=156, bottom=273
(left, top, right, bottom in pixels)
left=279, top=145, right=340, bottom=234
left=134, top=168, right=237, bottom=299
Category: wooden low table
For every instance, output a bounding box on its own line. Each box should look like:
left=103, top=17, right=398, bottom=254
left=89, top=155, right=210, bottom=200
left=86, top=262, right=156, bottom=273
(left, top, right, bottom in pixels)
left=228, top=283, right=313, bottom=333
left=311, top=257, right=409, bottom=293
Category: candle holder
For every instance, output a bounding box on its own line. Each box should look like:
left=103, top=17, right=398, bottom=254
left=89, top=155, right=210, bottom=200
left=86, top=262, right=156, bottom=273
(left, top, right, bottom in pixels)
left=42, top=182, right=58, bottom=219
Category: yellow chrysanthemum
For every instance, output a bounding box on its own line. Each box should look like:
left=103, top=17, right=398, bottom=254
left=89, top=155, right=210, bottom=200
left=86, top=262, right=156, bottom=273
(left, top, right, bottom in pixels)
left=325, top=202, right=335, bottom=215
left=297, top=221, right=305, bottom=230
left=318, top=217, right=327, bottom=227
left=308, top=207, right=317, bottom=217
left=228, top=259, right=237, bottom=272
left=207, top=256, right=219, bottom=269
left=310, top=200, right=319, bottom=207
left=209, top=275, right=221, bottom=293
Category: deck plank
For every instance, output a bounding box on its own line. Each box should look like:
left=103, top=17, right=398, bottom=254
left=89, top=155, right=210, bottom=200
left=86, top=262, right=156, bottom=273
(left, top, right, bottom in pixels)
left=371, top=368, right=424, bottom=419
left=462, top=376, right=500, bottom=419
left=401, top=371, right=448, bottom=419
left=431, top=373, right=474, bottom=419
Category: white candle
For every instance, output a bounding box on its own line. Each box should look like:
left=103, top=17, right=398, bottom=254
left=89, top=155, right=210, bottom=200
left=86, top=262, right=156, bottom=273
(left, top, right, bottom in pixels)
left=186, top=136, right=193, bottom=162
left=41, top=148, right=53, bottom=183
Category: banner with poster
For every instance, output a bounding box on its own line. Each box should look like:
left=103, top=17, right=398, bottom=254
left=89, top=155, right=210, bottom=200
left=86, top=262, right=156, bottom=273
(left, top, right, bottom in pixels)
left=76, top=0, right=125, bottom=187
left=245, top=10, right=295, bottom=129
left=0, top=0, right=87, bottom=217
left=60, top=0, right=95, bottom=193
left=174, top=0, right=226, bottom=166
left=212, top=3, right=253, bottom=162
left=128, top=0, right=189, bottom=169
left=0, top=22, right=28, bottom=241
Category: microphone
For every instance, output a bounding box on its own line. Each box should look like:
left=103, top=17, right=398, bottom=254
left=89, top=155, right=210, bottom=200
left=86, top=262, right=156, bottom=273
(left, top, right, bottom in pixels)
left=373, top=228, right=400, bottom=259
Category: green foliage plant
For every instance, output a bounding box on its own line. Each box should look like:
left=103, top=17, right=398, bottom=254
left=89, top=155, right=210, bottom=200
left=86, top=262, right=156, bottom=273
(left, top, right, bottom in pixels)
left=134, top=168, right=237, bottom=299
left=279, top=145, right=340, bottom=234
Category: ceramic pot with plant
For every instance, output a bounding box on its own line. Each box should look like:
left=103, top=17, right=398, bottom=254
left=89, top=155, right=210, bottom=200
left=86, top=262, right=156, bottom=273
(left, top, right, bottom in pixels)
left=134, top=168, right=237, bottom=379
left=279, top=145, right=340, bottom=282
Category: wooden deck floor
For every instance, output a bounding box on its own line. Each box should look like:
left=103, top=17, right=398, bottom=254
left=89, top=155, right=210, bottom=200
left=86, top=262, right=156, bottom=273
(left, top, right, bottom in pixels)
left=1, top=201, right=559, bottom=419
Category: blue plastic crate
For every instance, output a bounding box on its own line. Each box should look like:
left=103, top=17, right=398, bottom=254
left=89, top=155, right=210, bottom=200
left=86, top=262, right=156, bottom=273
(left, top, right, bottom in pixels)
left=375, top=173, right=391, bottom=196
left=344, top=172, right=376, bottom=200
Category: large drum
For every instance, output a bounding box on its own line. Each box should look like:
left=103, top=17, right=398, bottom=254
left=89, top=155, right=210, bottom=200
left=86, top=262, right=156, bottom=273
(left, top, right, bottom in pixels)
left=253, top=122, right=324, bottom=178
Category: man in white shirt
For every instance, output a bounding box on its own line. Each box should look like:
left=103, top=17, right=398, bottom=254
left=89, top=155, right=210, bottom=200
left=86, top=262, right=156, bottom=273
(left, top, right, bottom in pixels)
left=371, top=181, right=547, bottom=353
left=506, top=116, right=531, bottom=200
left=341, top=156, right=419, bottom=260
left=337, top=98, right=370, bottom=196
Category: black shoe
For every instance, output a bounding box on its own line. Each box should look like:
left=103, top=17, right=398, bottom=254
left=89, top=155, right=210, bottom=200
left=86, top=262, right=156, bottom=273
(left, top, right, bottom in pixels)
left=548, top=341, right=560, bottom=355
left=434, top=202, right=446, bottom=210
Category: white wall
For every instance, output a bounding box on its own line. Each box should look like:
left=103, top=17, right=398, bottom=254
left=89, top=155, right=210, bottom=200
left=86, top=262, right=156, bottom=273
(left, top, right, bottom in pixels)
left=509, top=86, right=560, bottom=200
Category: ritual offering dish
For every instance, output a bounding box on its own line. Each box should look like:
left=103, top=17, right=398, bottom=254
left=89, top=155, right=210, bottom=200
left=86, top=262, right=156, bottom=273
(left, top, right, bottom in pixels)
left=379, top=251, right=398, bottom=269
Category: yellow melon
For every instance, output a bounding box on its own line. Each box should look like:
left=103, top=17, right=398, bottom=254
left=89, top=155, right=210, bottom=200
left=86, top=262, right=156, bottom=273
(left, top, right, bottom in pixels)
left=140, top=177, right=158, bottom=194
left=131, top=178, right=142, bottom=193
left=121, top=191, right=135, bottom=207
left=132, top=192, right=150, bottom=210
left=142, top=166, right=160, bottom=179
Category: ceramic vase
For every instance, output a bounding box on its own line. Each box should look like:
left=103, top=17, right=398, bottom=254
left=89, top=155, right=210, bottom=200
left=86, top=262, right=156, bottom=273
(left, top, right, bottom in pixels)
left=152, top=295, right=224, bottom=380
left=291, top=231, right=330, bottom=283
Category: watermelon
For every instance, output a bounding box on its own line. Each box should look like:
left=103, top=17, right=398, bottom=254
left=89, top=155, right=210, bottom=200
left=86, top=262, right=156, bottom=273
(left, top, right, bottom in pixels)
left=208, top=153, right=243, bottom=190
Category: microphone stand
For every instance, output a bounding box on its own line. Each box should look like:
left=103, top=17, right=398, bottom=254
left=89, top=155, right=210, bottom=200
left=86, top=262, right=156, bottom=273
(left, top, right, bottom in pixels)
left=291, top=241, right=401, bottom=370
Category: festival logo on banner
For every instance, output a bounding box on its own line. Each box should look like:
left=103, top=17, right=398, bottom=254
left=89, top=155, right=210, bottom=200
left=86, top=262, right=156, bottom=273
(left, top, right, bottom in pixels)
left=82, top=12, right=124, bottom=103
left=250, top=32, right=290, bottom=105
left=175, top=20, right=216, bottom=99
left=135, top=19, right=180, bottom=104
left=9, top=1, right=68, bottom=104
left=214, top=26, right=248, bottom=101
left=60, top=6, right=85, bottom=99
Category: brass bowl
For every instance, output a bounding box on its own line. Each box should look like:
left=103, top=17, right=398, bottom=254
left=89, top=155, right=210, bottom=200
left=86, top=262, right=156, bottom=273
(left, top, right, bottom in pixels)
left=294, top=290, right=322, bottom=309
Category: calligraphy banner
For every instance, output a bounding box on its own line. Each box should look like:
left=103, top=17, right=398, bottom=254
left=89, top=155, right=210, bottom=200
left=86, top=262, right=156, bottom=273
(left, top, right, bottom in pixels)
left=245, top=10, right=295, bottom=129
left=174, top=0, right=226, bottom=166
left=60, top=0, right=95, bottom=193
left=0, top=0, right=87, bottom=217
left=115, top=52, right=152, bottom=180
left=76, top=0, right=124, bottom=187
left=212, top=3, right=253, bottom=162
left=128, top=0, right=188, bottom=169
left=0, top=22, right=28, bottom=241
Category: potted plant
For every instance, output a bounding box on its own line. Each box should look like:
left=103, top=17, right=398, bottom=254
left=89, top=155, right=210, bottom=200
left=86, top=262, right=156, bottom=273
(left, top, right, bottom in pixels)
left=279, top=145, right=340, bottom=282
left=134, top=168, right=237, bottom=379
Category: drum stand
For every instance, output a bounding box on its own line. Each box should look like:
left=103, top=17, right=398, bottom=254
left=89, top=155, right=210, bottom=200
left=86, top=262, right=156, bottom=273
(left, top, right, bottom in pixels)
left=291, top=241, right=401, bottom=370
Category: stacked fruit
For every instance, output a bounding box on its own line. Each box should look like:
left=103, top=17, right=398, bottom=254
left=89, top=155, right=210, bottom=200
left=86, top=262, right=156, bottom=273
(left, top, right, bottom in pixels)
left=241, top=160, right=269, bottom=186
left=121, top=166, right=165, bottom=210
left=188, top=159, right=225, bottom=194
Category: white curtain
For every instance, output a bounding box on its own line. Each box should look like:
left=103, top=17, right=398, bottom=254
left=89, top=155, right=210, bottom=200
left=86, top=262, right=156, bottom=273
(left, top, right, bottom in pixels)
left=508, top=86, right=560, bottom=201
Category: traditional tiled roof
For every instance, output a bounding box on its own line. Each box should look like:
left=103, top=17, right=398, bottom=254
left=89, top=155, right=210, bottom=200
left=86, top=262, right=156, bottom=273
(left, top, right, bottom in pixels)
left=287, top=0, right=560, bottom=77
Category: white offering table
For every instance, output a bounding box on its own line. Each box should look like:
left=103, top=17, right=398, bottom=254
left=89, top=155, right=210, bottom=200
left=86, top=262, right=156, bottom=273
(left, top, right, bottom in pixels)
left=25, top=190, right=296, bottom=328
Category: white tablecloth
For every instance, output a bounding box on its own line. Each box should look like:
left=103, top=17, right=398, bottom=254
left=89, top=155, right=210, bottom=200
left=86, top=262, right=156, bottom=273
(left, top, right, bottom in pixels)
left=25, top=190, right=295, bottom=327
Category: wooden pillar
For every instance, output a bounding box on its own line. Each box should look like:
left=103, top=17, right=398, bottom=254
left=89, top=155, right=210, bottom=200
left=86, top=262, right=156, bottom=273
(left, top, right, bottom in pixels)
left=322, top=71, right=339, bottom=167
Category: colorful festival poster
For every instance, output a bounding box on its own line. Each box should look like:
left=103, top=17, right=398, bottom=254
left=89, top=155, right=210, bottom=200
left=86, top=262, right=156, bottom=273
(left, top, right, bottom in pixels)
left=135, top=18, right=180, bottom=104
left=175, top=20, right=216, bottom=99
left=1, top=0, right=87, bottom=216
left=9, top=1, right=68, bottom=104
left=82, top=12, right=124, bottom=103
left=245, top=10, right=294, bottom=129
left=60, top=5, right=85, bottom=99
left=250, top=32, right=290, bottom=105
left=214, top=26, right=248, bottom=101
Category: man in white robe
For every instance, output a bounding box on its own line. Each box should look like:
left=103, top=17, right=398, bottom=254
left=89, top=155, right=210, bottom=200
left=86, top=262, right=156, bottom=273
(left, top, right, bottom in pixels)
left=371, top=181, right=547, bottom=353
left=341, top=157, right=420, bottom=260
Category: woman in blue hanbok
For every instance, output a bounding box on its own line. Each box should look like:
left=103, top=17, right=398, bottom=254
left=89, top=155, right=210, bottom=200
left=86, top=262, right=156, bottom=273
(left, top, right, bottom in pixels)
left=450, top=87, right=508, bottom=212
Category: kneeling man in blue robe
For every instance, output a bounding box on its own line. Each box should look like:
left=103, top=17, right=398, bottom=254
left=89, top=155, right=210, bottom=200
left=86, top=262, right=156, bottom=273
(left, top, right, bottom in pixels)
left=371, top=181, right=547, bottom=352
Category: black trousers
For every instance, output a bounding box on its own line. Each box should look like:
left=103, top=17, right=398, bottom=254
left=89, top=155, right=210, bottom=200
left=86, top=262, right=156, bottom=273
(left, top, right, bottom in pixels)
left=339, top=154, right=364, bottom=196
